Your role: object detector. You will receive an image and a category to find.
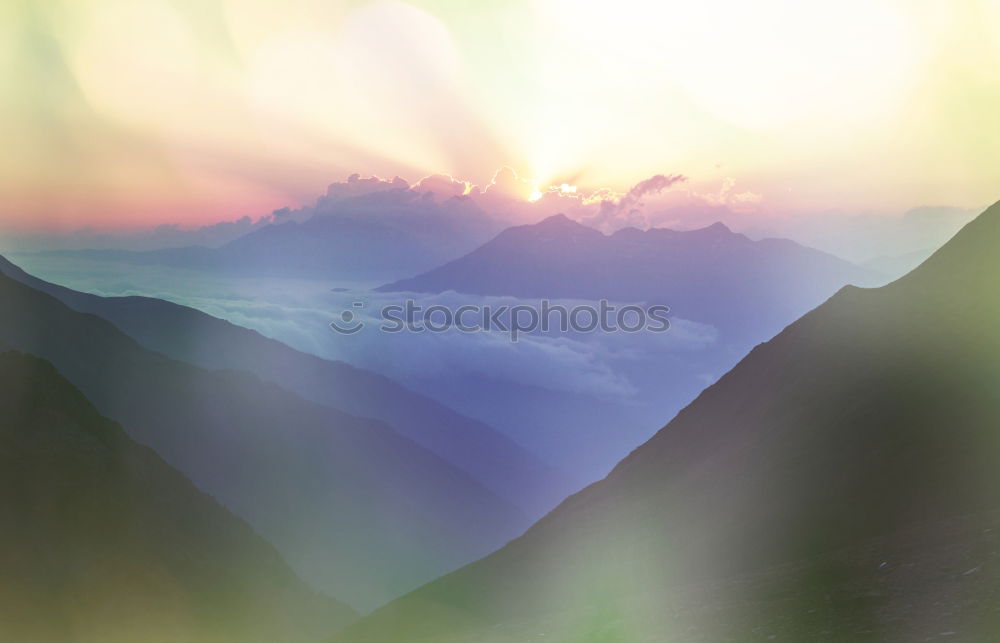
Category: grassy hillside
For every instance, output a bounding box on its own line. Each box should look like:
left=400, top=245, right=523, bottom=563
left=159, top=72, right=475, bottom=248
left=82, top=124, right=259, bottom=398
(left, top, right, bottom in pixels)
left=0, top=350, right=356, bottom=642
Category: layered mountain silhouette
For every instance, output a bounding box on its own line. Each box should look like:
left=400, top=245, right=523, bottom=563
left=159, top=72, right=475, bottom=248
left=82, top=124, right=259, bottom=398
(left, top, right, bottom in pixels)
left=0, top=270, right=528, bottom=611
left=0, top=256, right=574, bottom=518
left=0, top=350, right=357, bottom=642
left=53, top=188, right=507, bottom=283
left=380, top=214, right=880, bottom=338
left=339, top=202, right=1000, bottom=641
left=862, top=247, right=937, bottom=281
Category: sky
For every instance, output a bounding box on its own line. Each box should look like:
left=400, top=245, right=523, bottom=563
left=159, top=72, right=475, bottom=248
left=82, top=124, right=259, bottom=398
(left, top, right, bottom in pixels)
left=2, top=0, right=999, bottom=232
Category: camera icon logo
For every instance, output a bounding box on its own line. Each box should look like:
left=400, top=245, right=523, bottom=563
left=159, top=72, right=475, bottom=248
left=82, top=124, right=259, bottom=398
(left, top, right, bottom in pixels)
left=330, top=301, right=366, bottom=335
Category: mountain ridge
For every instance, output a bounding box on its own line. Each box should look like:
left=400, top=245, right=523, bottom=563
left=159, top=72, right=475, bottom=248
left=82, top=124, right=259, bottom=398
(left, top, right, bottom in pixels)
left=0, top=269, right=528, bottom=611
left=0, top=349, right=357, bottom=642
left=377, top=214, right=880, bottom=340
left=0, top=254, right=575, bottom=517
left=338, top=200, right=1000, bottom=641
left=35, top=189, right=508, bottom=282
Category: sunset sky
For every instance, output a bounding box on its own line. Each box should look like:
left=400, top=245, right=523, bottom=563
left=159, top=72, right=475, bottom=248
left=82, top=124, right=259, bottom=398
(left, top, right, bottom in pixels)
left=2, top=0, right=999, bottom=231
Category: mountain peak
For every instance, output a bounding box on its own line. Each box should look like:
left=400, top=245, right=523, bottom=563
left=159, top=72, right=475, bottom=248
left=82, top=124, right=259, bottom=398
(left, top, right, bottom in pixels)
left=496, top=213, right=603, bottom=243
left=689, top=221, right=733, bottom=236
left=610, top=226, right=645, bottom=241
left=536, top=213, right=577, bottom=227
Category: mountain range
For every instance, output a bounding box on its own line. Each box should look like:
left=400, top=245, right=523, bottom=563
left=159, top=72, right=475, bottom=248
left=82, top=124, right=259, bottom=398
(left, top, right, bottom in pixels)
left=0, top=268, right=529, bottom=611
left=380, top=214, right=881, bottom=339
left=0, top=350, right=357, bottom=642
left=370, top=214, right=881, bottom=479
left=45, top=187, right=509, bottom=283
left=339, top=202, right=1000, bottom=641
left=0, top=255, right=574, bottom=519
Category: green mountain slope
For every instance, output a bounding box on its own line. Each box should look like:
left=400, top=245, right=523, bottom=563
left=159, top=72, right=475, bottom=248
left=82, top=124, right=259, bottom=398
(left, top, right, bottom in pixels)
left=0, top=271, right=526, bottom=611
left=338, top=202, right=1000, bottom=642
left=0, top=255, right=575, bottom=518
left=0, top=350, right=356, bottom=642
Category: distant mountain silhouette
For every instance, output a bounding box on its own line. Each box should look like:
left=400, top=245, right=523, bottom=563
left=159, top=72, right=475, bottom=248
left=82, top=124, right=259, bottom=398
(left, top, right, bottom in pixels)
left=0, top=271, right=527, bottom=611
left=48, top=189, right=507, bottom=283
left=862, top=247, right=936, bottom=281
left=380, top=214, right=880, bottom=339
left=339, top=202, right=1000, bottom=641
left=0, top=256, right=574, bottom=518
left=0, top=350, right=356, bottom=642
